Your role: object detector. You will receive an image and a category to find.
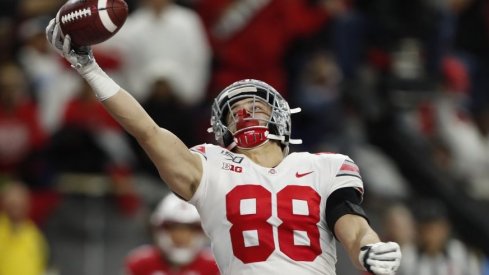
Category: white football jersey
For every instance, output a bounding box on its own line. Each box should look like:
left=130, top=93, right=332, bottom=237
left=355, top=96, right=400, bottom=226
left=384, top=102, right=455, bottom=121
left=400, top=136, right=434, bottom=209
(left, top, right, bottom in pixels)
left=189, top=144, right=364, bottom=275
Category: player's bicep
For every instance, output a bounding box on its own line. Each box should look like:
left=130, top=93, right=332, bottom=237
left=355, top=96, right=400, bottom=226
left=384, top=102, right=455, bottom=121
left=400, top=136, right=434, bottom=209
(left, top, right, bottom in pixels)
left=139, top=127, right=203, bottom=200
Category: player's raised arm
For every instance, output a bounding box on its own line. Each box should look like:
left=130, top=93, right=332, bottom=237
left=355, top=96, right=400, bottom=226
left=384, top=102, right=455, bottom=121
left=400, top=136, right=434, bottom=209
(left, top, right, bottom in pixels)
left=45, top=19, right=202, bottom=200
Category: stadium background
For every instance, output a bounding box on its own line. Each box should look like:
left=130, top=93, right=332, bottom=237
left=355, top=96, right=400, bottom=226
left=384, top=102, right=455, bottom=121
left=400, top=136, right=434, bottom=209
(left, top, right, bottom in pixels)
left=0, top=0, right=488, bottom=274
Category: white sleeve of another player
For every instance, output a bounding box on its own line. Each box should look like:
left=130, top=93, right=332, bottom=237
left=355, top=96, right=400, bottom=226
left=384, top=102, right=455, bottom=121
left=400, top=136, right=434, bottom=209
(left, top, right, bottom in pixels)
left=331, top=157, right=364, bottom=197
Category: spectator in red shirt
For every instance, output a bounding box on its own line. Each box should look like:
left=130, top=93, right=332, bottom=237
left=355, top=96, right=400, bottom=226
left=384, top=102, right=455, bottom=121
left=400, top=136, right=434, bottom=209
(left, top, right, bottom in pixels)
left=63, top=81, right=121, bottom=131
left=0, top=62, right=46, bottom=175
left=196, top=0, right=337, bottom=99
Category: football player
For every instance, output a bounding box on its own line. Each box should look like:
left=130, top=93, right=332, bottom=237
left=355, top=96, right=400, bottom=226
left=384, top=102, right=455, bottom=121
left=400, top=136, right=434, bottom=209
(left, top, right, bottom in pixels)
left=125, top=193, right=219, bottom=275
left=46, top=19, right=401, bottom=275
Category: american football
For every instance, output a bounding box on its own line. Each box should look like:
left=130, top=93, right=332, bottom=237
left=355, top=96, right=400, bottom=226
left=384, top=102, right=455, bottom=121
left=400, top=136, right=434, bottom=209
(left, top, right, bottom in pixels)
left=57, top=0, right=128, bottom=46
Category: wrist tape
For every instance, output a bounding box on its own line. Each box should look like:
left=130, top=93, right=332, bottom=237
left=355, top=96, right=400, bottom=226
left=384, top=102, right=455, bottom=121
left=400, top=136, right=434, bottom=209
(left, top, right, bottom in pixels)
left=360, top=245, right=373, bottom=273
left=79, top=62, right=121, bottom=101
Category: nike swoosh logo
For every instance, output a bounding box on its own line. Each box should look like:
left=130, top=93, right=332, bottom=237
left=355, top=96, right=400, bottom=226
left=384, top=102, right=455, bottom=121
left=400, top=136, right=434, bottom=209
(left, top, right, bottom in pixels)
left=296, top=171, right=314, bottom=178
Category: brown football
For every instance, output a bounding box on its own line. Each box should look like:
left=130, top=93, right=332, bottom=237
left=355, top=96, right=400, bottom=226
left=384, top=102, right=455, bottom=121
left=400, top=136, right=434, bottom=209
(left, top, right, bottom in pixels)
left=57, top=0, right=128, bottom=47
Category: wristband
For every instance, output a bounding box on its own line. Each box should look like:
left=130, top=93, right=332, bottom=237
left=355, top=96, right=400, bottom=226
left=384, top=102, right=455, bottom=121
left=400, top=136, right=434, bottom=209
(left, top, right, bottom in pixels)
left=79, top=61, right=121, bottom=101
left=359, top=245, right=373, bottom=273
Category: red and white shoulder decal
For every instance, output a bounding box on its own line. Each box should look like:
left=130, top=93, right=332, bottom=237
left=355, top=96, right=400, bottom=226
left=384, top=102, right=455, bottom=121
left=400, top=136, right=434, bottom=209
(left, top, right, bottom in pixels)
left=192, top=145, right=206, bottom=154
left=190, top=144, right=207, bottom=159
left=336, top=159, right=362, bottom=179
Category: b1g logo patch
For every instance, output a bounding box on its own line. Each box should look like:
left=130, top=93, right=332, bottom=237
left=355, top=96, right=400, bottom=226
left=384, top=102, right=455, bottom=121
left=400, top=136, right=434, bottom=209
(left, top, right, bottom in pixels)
left=222, top=163, right=243, bottom=173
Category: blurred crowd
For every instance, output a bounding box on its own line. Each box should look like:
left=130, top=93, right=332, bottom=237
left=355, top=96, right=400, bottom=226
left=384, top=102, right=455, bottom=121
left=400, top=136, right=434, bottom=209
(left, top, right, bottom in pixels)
left=0, top=0, right=489, bottom=274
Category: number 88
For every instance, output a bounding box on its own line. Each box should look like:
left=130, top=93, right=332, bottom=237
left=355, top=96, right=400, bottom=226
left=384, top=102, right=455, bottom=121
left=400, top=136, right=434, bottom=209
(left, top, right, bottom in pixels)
left=226, top=185, right=322, bottom=263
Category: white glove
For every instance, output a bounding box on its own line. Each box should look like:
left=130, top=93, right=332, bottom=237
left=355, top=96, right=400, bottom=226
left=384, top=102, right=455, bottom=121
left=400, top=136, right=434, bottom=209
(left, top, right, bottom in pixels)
left=358, top=242, right=401, bottom=275
left=45, top=18, right=120, bottom=101
left=45, top=18, right=95, bottom=73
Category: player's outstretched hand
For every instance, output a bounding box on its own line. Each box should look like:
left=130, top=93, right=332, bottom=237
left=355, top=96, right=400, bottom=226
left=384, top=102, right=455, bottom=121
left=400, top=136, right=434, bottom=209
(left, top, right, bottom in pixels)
left=45, top=18, right=120, bottom=101
left=359, top=242, right=401, bottom=275
left=45, top=18, right=94, bottom=73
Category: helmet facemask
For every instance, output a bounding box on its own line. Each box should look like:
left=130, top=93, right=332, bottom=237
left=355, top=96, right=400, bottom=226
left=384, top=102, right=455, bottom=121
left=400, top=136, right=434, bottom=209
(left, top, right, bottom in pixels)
left=209, top=79, right=302, bottom=154
left=151, top=194, right=206, bottom=265
left=155, top=224, right=206, bottom=265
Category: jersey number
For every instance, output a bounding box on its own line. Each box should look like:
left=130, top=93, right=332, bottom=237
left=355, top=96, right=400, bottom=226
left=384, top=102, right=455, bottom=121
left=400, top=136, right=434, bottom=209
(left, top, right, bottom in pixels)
left=226, top=185, right=321, bottom=263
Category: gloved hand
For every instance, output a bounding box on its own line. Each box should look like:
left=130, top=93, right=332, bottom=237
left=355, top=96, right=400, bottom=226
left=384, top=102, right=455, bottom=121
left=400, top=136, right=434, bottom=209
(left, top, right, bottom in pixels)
left=358, top=242, right=401, bottom=275
left=45, top=18, right=95, bottom=74
left=45, top=18, right=120, bottom=101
